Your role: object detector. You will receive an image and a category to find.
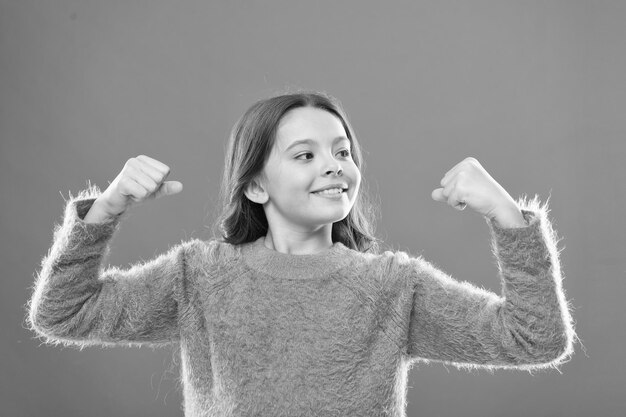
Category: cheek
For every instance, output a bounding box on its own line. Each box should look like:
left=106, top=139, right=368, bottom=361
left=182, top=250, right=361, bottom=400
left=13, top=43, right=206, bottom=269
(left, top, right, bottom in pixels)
left=348, top=163, right=361, bottom=184
left=348, top=164, right=362, bottom=199
left=276, top=171, right=311, bottom=199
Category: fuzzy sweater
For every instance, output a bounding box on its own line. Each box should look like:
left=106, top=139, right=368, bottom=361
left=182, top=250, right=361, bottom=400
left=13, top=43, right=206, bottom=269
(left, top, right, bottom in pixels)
left=27, top=185, right=575, bottom=417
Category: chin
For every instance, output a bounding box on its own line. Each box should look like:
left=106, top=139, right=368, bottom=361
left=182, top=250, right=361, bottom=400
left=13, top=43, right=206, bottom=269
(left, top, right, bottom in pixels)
left=319, top=211, right=351, bottom=225
left=299, top=212, right=342, bottom=227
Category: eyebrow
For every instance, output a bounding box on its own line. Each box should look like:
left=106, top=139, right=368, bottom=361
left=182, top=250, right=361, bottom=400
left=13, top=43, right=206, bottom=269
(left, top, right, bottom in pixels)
left=284, top=136, right=350, bottom=152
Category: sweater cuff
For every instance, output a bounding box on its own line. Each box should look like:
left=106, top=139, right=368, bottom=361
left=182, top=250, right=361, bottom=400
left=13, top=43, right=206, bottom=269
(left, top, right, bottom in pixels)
left=485, top=195, right=553, bottom=272
left=56, top=184, right=125, bottom=248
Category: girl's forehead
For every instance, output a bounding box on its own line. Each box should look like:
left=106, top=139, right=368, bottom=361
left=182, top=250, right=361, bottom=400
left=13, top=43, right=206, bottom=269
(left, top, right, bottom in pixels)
left=279, top=107, right=342, bottom=127
left=275, top=108, right=347, bottom=149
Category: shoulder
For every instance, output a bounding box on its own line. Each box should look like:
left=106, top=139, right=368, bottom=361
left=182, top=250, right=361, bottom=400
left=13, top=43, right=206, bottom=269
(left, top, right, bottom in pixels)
left=182, top=238, right=241, bottom=267
left=354, top=244, right=428, bottom=266
left=343, top=244, right=430, bottom=281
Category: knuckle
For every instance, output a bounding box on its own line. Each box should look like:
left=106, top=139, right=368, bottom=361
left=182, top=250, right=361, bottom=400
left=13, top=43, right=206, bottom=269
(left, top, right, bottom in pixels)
left=119, top=176, right=131, bottom=188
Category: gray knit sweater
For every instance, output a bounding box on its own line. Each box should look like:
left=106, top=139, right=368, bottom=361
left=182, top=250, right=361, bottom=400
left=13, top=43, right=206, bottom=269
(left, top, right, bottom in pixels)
left=27, top=185, right=575, bottom=417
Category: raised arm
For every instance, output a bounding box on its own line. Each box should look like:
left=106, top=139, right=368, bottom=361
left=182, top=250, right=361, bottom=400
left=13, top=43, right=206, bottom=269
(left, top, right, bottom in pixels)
left=405, top=198, right=576, bottom=371
left=27, top=185, right=198, bottom=349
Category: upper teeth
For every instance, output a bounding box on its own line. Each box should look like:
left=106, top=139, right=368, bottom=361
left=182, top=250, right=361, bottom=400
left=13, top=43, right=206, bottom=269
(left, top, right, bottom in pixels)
left=315, top=188, right=344, bottom=195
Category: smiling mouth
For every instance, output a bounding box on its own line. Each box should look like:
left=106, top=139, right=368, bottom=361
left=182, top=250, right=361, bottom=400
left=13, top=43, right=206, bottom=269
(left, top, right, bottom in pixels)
left=311, top=188, right=347, bottom=196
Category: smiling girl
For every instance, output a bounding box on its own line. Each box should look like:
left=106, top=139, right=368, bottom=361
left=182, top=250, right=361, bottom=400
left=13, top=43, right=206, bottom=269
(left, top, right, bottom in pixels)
left=27, top=91, right=576, bottom=417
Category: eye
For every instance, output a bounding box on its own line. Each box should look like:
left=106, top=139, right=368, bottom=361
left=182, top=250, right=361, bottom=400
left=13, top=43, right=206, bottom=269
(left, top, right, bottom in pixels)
left=338, top=149, right=351, bottom=158
left=295, top=149, right=351, bottom=160
left=295, top=152, right=314, bottom=160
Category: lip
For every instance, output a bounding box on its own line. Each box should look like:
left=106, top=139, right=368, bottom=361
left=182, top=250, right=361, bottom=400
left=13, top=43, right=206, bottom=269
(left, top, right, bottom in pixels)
left=313, top=191, right=345, bottom=200
left=311, top=183, right=349, bottom=193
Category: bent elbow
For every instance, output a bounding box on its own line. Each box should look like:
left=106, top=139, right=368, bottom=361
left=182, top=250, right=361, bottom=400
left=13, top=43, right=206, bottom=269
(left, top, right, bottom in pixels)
left=512, top=326, right=573, bottom=368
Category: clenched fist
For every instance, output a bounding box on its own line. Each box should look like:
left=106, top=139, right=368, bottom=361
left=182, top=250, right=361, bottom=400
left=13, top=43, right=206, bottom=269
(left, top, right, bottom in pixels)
left=431, top=157, right=526, bottom=228
left=96, top=155, right=183, bottom=217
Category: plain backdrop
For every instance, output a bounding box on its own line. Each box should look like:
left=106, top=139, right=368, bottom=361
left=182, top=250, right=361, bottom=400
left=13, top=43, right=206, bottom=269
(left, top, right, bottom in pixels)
left=2, top=1, right=625, bottom=416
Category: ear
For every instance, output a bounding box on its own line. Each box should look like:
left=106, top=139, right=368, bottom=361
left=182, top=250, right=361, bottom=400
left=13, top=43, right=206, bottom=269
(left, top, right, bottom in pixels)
left=244, top=177, right=269, bottom=204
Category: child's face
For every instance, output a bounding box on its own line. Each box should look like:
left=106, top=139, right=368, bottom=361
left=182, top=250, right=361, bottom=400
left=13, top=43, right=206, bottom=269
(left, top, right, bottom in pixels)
left=257, top=107, right=361, bottom=232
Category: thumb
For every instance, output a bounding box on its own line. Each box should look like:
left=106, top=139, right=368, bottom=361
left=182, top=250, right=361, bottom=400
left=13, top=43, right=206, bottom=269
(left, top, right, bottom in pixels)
left=431, top=188, right=446, bottom=203
left=155, top=181, right=183, bottom=199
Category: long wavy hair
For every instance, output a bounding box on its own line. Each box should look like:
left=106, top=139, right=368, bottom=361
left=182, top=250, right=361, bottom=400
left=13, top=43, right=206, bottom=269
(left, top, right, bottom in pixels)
left=212, top=91, right=381, bottom=253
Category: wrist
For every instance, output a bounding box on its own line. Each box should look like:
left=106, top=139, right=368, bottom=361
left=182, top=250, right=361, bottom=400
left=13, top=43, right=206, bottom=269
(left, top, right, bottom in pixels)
left=490, top=204, right=527, bottom=228
left=83, top=198, right=122, bottom=224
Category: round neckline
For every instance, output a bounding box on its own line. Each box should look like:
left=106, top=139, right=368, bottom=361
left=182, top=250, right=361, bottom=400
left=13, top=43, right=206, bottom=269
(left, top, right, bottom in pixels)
left=241, top=236, right=351, bottom=280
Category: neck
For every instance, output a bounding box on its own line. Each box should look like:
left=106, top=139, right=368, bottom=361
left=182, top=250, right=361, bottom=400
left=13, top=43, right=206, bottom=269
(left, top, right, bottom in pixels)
left=264, top=225, right=333, bottom=255
left=242, top=235, right=350, bottom=280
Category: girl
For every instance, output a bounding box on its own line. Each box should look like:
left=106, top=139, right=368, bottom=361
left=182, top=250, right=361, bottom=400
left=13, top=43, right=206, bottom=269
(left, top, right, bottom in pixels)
left=27, top=92, right=576, bottom=417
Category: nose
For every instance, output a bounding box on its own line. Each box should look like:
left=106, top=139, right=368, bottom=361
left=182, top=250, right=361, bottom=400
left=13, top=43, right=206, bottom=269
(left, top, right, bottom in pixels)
left=324, top=163, right=343, bottom=176
left=321, top=150, right=344, bottom=176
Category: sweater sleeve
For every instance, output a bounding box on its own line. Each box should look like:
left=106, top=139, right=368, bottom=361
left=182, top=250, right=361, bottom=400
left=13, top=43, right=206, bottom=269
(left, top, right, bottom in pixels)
left=405, top=196, right=576, bottom=371
left=27, top=185, right=197, bottom=349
